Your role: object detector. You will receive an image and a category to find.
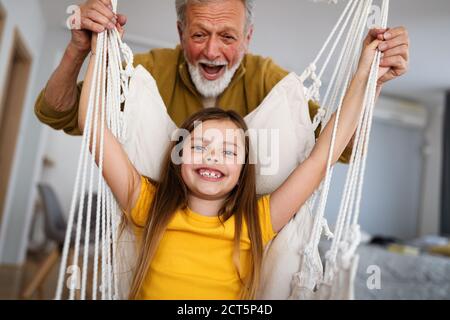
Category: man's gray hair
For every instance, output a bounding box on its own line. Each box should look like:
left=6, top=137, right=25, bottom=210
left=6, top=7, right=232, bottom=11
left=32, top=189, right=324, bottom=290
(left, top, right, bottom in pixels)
left=175, top=0, right=255, bottom=32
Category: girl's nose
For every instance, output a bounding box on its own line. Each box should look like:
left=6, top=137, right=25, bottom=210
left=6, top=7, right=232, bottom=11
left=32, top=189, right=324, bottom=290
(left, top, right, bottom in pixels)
left=205, top=149, right=220, bottom=163
left=206, top=156, right=219, bottom=163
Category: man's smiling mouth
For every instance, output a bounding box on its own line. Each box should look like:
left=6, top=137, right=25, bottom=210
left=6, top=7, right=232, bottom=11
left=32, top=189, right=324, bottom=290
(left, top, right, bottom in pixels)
left=199, top=63, right=226, bottom=80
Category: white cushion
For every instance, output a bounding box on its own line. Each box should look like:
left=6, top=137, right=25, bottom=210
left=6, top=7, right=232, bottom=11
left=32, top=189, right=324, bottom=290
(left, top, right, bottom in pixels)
left=245, top=72, right=315, bottom=194
left=122, top=65, right=177, bottom=180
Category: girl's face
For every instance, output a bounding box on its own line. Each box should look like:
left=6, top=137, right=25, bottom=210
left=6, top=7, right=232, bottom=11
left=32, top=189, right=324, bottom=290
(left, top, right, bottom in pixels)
left=180, top=119, right=246, bottom=200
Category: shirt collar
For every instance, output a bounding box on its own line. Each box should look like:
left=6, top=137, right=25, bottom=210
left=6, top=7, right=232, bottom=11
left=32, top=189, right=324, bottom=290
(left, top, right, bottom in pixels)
left=176, top=45, right=247, bottom=99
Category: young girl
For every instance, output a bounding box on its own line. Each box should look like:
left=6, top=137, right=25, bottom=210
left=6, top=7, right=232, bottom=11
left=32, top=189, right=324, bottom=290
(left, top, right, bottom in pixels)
left=79, top=33, right=386, bottom=300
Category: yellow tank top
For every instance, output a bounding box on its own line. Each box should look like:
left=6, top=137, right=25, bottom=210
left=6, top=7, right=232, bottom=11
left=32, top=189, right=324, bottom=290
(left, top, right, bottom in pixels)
left=130, top=176, right=277, bottom=300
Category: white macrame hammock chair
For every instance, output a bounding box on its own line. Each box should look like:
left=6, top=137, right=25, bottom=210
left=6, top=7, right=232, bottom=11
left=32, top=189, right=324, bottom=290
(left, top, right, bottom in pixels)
left=55, top=0, right=389, bottom=300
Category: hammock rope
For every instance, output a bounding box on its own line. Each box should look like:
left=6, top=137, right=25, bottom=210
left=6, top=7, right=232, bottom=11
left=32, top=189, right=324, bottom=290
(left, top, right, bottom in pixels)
left=55, top=0, right=133, bottom=299
left=292, top=0, right=389, bottom=293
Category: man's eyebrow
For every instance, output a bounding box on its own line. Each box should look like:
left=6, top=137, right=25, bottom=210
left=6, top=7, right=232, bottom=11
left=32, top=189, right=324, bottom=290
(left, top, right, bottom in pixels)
left=219, top=26, right=239, bottom=34
left=192, top=22, right=239, bottom=34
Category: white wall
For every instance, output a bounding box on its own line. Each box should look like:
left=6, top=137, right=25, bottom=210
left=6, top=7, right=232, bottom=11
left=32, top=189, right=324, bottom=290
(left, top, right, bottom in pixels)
left=0, top=0, right=47, bottom=264
left=418, top=97, right=445, bottom=236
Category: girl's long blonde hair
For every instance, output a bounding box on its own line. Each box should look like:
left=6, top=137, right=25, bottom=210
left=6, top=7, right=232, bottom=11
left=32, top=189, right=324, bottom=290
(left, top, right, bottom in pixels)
left=128, top=108, right=264, bottom=300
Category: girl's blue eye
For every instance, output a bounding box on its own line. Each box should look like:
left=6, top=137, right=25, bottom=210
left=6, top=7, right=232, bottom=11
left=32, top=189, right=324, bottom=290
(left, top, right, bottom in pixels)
left=224, top=150, right=236, bottom=157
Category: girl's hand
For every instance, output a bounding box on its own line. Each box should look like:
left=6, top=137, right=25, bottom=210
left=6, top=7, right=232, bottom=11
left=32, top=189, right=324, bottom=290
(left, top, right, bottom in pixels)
left=90, top=22, right=125, bottom=54
left=356, top=30, right=387, bottom=80
left=375, top=27, right=410, bottom=86
left=357, top=27, right=410, bottom=94
left=91, top=33, right=98, bottom=54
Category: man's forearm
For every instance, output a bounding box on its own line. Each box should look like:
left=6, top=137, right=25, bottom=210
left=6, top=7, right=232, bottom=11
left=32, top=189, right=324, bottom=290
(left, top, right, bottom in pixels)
left=44, top=43, right=89, bottom=112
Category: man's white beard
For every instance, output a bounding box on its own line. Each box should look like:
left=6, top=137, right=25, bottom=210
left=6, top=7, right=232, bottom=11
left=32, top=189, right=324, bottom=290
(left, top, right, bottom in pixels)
left=186, top=54, right=244, bottom=99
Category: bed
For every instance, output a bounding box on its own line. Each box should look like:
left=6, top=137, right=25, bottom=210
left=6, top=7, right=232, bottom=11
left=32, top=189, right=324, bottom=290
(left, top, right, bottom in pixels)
left=318, top=241, right=450, bottom=300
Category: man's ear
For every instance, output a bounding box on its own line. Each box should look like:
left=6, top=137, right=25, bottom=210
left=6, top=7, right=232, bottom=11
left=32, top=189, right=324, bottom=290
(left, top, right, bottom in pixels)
left=177, top=21, right=184, bottom=47
left=244, top=25, right=254, bottom=52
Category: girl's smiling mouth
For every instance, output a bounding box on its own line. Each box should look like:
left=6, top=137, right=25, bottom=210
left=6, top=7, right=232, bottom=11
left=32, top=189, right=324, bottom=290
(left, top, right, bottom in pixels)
left=196, top=167, right=225, bottom=181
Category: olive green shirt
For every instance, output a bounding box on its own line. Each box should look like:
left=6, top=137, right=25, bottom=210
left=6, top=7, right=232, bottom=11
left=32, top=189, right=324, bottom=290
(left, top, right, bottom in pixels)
left=34, top=45, right=351, bottom=162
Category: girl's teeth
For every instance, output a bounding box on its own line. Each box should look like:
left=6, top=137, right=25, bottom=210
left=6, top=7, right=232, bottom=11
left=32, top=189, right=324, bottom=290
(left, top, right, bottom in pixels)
left=199, top=170, right=222, bottom=178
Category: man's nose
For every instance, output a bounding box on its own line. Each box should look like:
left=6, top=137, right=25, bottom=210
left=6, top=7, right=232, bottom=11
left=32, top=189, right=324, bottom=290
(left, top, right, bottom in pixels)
left=203, top=36, right=222, bottom=61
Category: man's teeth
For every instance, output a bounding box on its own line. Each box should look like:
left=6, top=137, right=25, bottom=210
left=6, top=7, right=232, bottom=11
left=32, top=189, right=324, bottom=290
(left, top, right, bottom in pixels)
left=202, top=63, right=225, bottom=68
left=201, top=63, right=225, bottom=73
left=199, top=169, right=223, bottom=179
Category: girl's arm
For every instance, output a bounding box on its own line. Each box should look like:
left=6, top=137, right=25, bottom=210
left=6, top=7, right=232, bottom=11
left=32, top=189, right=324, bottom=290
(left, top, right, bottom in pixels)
left=79, top=33, right=141, bottom=213
left=269, top=37, right=384, bottom=233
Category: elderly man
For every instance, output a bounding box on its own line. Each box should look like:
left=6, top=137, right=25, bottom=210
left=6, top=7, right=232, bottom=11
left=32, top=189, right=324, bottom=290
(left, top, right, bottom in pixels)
left=35, top=0, right=409, bottom=162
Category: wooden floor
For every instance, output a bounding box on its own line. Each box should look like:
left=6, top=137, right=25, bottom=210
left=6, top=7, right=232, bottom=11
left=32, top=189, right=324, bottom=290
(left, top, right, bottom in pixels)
left=0, top=250, right=60, bottom=300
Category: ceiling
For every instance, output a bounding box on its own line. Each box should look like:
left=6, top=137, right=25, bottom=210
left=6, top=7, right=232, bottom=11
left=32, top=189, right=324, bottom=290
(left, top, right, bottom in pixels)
left=39, top=0, right=450, bottom=106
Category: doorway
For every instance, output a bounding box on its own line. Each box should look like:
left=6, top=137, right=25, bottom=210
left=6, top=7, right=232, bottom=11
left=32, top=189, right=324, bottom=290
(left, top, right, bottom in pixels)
left=0, top=29, right=32, bottom=226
